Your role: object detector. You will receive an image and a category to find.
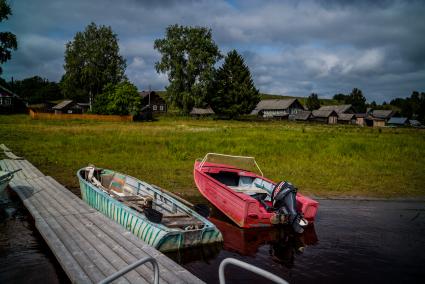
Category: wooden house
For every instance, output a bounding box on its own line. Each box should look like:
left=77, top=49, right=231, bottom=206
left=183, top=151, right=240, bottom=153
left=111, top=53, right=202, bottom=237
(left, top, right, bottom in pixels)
left=365, top=109, right=396, bottom=127
left=251, top=98, right=305, bottom=119
left=318, top=104, right=355, bottom=114
left=387, top=117, right=409, bottom=127
left=317, top=104, right=356, bottom=124
left=355, top=113, right=367, bottom=126
left=139, top=91, right=167, bottom=113
left=292, top=110, right=312, bottom=121
left=0, top=85, right=27, bottom=114
left=190, top=106, right=215, bottom=118
left=338, top=113, right=356, bottom=124
left=311, top=110, right=338, bottom=124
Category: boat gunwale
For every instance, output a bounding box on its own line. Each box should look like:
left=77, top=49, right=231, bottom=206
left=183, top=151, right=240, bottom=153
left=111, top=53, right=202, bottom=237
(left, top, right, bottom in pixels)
left=77, top=168, right=217, bottom=234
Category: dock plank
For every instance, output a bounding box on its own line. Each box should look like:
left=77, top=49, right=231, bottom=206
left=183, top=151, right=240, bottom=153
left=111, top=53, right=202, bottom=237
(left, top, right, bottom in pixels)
left=2, top=155, right=204, bottom=284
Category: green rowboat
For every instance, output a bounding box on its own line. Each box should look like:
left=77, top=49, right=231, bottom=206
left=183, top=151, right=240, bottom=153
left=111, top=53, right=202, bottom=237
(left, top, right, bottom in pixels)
left=77, top=166, right=222, bottom=252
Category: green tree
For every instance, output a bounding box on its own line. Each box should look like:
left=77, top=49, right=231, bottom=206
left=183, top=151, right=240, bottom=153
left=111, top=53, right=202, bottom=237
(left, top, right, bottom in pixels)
left=92, top=81, right=141, bottom=115
left=210, top=50, right=259, bottom=118
left=11, top=76, right=61, bottom=104
left=0, top=0, right=17, bottom=74
left=62, top=22, right=126, bottom=103
left=333, top=93, right=348, bottom=103
left=347, top=88, right=366, bottom=112
left=306, top=93, right=320, bottom=111
left=154, top=25, right=222, bottom=114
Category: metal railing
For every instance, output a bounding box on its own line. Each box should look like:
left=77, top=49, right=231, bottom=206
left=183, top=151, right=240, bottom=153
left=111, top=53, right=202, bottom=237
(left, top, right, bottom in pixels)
left=219, top=258, right=289, bottom=284
left=98, top=256, right=159, bottom=284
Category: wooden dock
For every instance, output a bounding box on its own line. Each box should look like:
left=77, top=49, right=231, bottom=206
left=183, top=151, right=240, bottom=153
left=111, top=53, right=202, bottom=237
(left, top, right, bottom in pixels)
left=0, top=157, right=203, bottom=284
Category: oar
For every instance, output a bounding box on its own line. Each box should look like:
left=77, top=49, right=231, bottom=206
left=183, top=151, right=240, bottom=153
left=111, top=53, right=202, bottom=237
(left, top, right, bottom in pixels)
left=1, top=169, right=21, bottom=180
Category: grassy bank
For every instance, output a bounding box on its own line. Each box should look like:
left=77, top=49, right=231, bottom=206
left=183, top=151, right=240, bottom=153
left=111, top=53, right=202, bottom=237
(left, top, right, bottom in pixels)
left=0, top=114, right=424, bottom=198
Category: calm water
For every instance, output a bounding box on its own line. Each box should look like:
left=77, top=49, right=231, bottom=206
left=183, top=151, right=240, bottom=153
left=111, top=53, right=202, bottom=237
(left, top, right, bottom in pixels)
left=0, top=190, right=69, bottom=284
left=1, top=188, right=424, bottom=283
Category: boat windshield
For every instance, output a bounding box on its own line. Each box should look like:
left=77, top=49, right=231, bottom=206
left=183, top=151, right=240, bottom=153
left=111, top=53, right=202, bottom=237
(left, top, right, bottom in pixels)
left=198, top=153, right=263, bottom=176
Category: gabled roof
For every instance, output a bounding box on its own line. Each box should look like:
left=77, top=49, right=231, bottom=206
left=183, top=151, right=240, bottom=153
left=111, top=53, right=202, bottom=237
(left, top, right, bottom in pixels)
left=293, top=110, right=312, bottom=120
left=312, top=109, right=338, bottom=118
left=338, top=113, right=356, bottom=121
left=355, top=113, right=367, bottom=118
left=52, top=100, right=74, bottom=110
left=409, top=120, right=422, bottom=126
left=371, top=109, right=394, bottom=119
left=318, top=104, right=353, bottom=114
left=387, top=117, right=408, bottom=125
left=0, top=84, right=19, bottom=97
left=190, top=106, right=215, bottom=115
left=139, top=91, right=155, bottom=98
left=251, top=98, right=303, bottom=114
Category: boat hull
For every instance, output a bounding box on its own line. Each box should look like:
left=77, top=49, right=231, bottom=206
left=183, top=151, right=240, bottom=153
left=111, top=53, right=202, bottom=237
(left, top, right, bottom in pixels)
left=78, top=169, right=222, bottom=252
left=194, top=160, right=319, bottom=229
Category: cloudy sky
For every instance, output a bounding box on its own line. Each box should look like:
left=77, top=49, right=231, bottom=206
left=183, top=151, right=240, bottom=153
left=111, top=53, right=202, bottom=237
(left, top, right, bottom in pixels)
left=2, top=0, right=425, bottom=102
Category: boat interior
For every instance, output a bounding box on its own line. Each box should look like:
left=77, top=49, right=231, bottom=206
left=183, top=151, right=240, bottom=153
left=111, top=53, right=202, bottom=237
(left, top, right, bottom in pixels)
left=206, top=170, right=274, bottom=197
left=81, top=168, right=205, bottom=230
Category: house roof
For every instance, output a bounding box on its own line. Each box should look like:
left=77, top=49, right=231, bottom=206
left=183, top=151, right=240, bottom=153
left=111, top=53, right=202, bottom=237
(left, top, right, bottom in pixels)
left=355, top=113, right=367, bottom=118
left=293, top=110, right=312, bottom=120
left=251, top=98, right=302, bottom=114
left=338, top=113, right=356, bottom=121
left=387, top=117, right=408, bottom=125
left=52, top=100, right=74, bottom=110
left=190, top=106, right=215, bottom=115
left=0, top=84, right=19, bottom=97
left=312, top=110, right=338, bottom=118
left=372, top=109, right=394, bottom=119
left=318, top=104, right=353, bottom=114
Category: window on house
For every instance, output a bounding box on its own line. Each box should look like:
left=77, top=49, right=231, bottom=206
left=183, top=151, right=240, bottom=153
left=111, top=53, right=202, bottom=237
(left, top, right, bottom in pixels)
left=0, top=98, right=3, bottom=105
left=159, top=105, right=164, bottom=111
left=5, top=98, right=11, bottom=105
left=153, top=105, right=157, bottom=111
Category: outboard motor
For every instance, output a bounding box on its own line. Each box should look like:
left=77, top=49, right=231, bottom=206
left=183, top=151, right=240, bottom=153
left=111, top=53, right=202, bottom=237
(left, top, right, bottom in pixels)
left=271, top=181, right=308, bottom=233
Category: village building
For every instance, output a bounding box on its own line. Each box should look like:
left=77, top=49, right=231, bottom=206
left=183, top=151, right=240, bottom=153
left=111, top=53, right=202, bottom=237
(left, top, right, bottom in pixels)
left=251, top=98, right=305, bottom=119
left=387, top=117, right=409, bottom=127
left=355, top=113, right=367, bottom=126
left=365, top=109, right=397, bottom=127
left=139, top=91, right=167, bottom=113
left=292, top=110, right=312, bottom=121
left=311, top=110, right=338, bottom=124
left=337, top=113, right=356, bottom=124
left=317, top=104, right=356, bottom=114
left=190, top=106, right=215, bottom=118
left=317, top=104, right=357, bottom=124
left=0, top=85, right=27, bottom=114
left=51, top=100, right=89, bottom=114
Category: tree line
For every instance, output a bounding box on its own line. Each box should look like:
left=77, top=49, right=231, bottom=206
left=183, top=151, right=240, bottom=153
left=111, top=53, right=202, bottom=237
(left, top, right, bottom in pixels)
left=0, top=5, right=423, bottom=121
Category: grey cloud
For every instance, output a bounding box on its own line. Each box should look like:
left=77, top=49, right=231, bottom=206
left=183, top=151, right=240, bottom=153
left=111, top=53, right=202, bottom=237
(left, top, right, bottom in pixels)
left=2, top=0, right=425, bottom=102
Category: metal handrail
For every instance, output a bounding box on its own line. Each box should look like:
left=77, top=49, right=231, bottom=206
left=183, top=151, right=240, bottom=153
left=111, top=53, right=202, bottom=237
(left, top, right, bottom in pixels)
left=219, top=258, right=289, bottom=284
left=98, top=256, right=159, bottom=284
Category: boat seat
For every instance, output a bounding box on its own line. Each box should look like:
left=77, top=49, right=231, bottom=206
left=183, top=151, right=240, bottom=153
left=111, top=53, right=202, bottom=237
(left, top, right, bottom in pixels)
left=229, top=185, right=268, bottom=194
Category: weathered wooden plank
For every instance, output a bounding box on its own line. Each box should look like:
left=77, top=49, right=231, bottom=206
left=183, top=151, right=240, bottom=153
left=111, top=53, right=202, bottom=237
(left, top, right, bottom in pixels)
left=3, top=158, right=204, bottom=284
left=4, top=151, right=23, bottom=160
left=24, top=182, right=108, bottom=283
left=19, top=159, right=45, bottom=177
left=3, top=159, right=26, bottom=179
left=36, top=177, right=155, bottom=284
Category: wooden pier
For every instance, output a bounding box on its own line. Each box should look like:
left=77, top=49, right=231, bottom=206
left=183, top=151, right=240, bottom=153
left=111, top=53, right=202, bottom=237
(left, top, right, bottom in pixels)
left=0, top=154, right=203, bottom=283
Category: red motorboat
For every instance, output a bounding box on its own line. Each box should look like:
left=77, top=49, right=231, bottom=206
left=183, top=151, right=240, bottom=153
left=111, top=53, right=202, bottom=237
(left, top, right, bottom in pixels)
left=194, top=153, right=319, bottom=232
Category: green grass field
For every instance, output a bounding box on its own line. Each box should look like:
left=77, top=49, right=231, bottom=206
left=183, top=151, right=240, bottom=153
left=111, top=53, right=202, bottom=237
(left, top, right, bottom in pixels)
left=0, top=114, right=424, bottom=198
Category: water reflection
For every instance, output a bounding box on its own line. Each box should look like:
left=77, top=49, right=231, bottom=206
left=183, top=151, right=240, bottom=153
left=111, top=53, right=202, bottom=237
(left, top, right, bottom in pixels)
left=210, top=217, right=318, bottom=268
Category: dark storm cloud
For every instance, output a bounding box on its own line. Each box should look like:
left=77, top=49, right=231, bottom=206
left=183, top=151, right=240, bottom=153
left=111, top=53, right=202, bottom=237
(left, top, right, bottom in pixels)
left=2, top=0, right=425, bottom=102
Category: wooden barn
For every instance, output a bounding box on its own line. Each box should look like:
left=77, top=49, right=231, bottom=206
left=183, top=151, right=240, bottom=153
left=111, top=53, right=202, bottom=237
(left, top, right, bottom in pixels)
left=0, top=85, right=27, bottom=114
left=139, top=91, right=167, bottom=113
left=311, top=110, right=338, bottom=124
left=251, top=98, right=305, bottom=119
left=317, top=104, right=356, bottom=124
left=51, top=100, right=89, bottom=114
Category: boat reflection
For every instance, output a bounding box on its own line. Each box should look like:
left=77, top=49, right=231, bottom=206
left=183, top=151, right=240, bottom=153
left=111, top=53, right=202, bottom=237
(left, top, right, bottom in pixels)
left=210, top=217, right=318, bottom=267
